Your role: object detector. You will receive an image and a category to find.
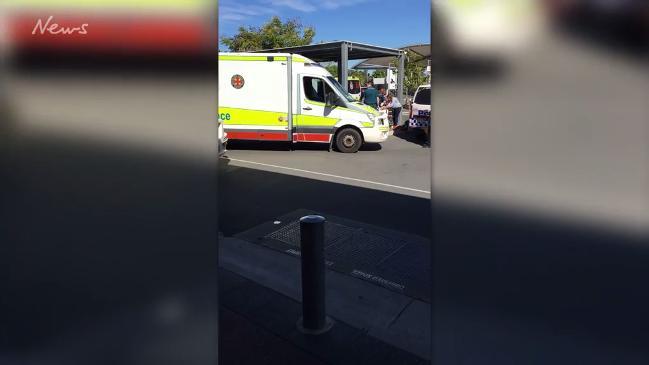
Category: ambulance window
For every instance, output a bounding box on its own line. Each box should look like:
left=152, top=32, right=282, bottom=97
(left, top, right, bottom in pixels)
left=303, top=76, right=326, bottom=103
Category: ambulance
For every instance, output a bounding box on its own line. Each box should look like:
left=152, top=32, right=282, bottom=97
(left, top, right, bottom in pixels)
left=218, top=53, right=390, bottom=153
left=335, top=76, right=362, bottom=101
left=347, top=77, right=362, bottom=101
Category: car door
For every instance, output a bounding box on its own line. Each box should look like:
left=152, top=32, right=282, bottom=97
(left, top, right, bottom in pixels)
left=295, top=75, right=339, bottom=143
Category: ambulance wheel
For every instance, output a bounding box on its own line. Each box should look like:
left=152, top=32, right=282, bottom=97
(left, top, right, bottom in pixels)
left=335, top=128, right=362, bottom=153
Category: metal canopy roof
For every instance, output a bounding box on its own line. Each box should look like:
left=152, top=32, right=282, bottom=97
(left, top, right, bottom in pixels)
left=354, top=44, right=430, bottom=70
left=252, top=41, right=406, bottom=102
left=252, top=41, right=403, bottom=62
left=353, top=57, right=397, bottom=70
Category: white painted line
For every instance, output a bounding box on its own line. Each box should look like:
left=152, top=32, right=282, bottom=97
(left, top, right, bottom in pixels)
left=224, top=157, right=431, bottom=195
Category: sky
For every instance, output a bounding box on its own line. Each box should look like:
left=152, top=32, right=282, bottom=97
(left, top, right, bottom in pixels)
left=218, top=0, right=430, bottom=50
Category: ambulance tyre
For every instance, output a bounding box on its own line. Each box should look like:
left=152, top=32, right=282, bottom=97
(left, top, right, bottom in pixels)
left=335, top=128, right=362, bottom=153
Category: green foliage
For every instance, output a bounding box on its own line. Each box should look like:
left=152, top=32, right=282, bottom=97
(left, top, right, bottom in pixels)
left=349, top=70, right=367, bottom=84
left=371, top=70, right=386, bottom=79
left=403, top=59, right=427, bottom=96
left=221, top=16, right=315, bottom=51
left=325, top=64, right=338, bottom=77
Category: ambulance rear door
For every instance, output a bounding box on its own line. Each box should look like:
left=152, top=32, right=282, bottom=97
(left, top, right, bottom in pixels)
left=218, top=54, right=292, bottom=141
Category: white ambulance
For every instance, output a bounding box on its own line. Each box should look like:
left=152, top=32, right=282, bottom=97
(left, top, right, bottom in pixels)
left=218, top=53, right=390, bottom=153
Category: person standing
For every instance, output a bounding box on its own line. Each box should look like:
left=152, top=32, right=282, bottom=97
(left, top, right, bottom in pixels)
left=378, top=86, right=387, bottom=108
left=388, top=93, right=403, bottom=129
left=361, top=81, right=379, bottom=109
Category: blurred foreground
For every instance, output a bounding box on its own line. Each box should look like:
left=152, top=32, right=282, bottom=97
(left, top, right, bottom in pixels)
left=432, top=4, right=648, bottom=364
left=1, top=2, right=219, bottom=364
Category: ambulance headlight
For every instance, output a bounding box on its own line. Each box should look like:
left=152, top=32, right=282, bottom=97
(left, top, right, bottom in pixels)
left=366, top=113, right=375, bottom=124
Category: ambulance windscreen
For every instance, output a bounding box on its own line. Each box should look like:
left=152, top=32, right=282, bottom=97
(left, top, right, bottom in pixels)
left=327, top=77, right=356, bottom=103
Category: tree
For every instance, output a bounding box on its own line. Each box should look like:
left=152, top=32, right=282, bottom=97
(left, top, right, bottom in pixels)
left=220, top=16, right=315, bottom=51
left=349, top=70, right=367, bottom=84
left=403, top=59, right=427, bottom=96
left=371, top=70, right=386, bottom=79
left=324, top=64, right=338, bottom=77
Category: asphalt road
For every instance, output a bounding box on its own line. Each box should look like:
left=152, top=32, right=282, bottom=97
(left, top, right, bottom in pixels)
left=218, top=154, right=432, bottom=238
left=223, top=128, right=431, bottom=199
left=217, top=123, right=433, bottom=238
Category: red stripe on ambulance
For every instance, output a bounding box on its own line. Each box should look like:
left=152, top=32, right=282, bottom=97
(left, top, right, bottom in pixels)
left=293, top=133, right=331, bottom=143
left=227, top=131, right=288, bottom=141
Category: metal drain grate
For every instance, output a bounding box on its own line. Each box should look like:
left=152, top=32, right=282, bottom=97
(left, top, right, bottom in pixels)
left=266, top=221, right=301, bottom=246
left=266, top=219, right=406, bottom=270
left=326, top=230, right=406, bottom=269
left=265, top=220, right=358, bottom=248
left=376, top=243, right=430, bottom=297
left=253, top=211, right=430, bottom=300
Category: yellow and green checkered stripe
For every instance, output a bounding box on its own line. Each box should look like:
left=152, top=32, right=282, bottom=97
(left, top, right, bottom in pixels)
left=295, top=115, right=338, bottom=127
left=219, top=107, right=287, bottom=126
left=219, top=107, right=338, bottom=127
left=304, top=100, right=378, bottom=120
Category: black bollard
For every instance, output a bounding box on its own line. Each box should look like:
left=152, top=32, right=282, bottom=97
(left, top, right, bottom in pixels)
left=297, top=215, right=333, bottom=335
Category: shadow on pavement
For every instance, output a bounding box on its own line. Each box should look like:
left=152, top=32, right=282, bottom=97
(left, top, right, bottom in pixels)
left=218, top=158, right=430, bottom=237
left=391, top=127, right=429, bottom=148
left=220, top=160, right=648, bottom=364
left=226, top=140, right=382, bottom=152
left=359, top=142, right=382, bottom=152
